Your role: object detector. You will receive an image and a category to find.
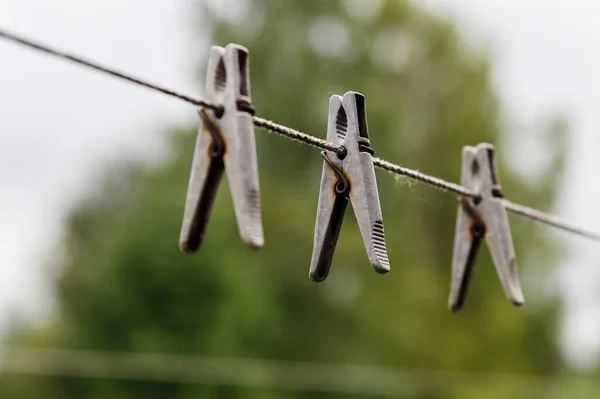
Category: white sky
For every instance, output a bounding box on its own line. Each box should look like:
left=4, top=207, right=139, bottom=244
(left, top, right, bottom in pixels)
left=1, top=0, right=600, bottom=368
left=420, top=0, right=600, bottom=369
left=0, top=0, right=198, bottom=331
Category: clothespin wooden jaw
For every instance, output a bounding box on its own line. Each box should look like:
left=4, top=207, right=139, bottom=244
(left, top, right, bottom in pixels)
left=309, top=91, right=390, bottom=282
left=180, top=44, right=263, bottom=253
left=449, top=143, right=524, bottom=311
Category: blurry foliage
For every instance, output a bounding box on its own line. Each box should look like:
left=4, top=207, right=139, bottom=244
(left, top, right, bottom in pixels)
left=0, top=0, right=585, bottom=397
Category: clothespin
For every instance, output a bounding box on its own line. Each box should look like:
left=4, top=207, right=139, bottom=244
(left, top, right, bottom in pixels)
left=309, top=92, right=390, bottom=281
left=449, top=144, right=524, bottom=311
left=180, top=44, right=263, bottom=253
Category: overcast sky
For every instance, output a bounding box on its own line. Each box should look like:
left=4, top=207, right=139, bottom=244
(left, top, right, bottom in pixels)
left=1, top=0, right=600, bottom=368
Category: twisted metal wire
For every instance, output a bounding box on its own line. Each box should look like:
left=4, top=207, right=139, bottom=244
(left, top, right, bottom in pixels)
left=503, top=200, right=600, bottom=241
left=253, top=116, right=343, bottom=154
left=0, top=27, right=222, bottom=111
left=372, top=157, right=477, bottom=197
left=1, top=27, right=599, bottom=242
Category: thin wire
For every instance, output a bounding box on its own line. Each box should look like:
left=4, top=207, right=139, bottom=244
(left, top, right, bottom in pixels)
left=373, top=157, right=476, bottom=197
left=2, top=346, right=599, bottom=396
left=0, top=27, right=222, bottom=112
left=253, top=116, right=344, bottom=154
left=1, top=27, right=600, bottom=242
left=252, top=117, right=476, bottom=197
left=504, top=200, right=600, bottom=241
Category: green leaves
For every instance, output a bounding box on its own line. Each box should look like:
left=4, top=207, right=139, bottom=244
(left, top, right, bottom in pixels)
left=0, top=1, right=571, bottom=398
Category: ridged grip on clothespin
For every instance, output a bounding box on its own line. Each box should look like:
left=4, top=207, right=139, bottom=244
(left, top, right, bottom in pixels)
left=449, top=144, right=523, bottom=311
left=180, top=44, right=263, bottom=253
left=310, top=92, right=390, bottom=282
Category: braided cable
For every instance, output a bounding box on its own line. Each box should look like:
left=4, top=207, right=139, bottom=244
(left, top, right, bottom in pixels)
left=2, top=27, right=600, bottom=242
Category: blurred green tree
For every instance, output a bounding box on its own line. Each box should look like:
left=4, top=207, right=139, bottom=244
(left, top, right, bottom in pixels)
left=0, top=0, right=577, bottom=397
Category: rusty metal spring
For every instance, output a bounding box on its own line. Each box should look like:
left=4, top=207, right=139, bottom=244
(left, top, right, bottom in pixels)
left=1, top=27, right=599, bottom=242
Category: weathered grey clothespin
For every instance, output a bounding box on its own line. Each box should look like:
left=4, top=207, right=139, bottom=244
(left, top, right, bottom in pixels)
left=449, top=144, right=523, bottom=311
left=180, top=44, right=263, bottom=253
left=309, top=92, right=390, bottom=282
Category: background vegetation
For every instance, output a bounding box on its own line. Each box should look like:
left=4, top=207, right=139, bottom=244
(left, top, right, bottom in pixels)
left=0, top=0, right=582, bottom=397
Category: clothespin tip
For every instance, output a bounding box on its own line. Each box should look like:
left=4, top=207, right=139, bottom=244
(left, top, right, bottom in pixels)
left=449, top=143, right=523, bottom=310
left=309, top=91, right=390, bottom=282
left=180, top=43, right=263, bottom=254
